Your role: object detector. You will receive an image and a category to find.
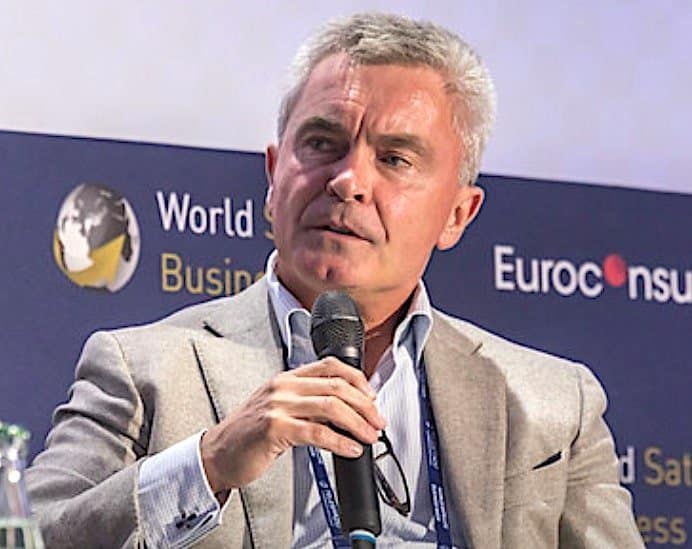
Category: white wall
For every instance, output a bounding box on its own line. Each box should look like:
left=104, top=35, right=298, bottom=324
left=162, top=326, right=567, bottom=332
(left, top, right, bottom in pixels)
left=1, top=1, right=690, bottom=194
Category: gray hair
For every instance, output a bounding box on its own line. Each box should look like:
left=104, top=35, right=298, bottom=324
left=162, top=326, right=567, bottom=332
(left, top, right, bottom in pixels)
left=277, top=12, right=496, bottom=185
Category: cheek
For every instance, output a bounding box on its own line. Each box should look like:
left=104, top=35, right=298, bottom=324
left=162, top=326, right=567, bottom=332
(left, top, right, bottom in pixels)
left=270, top=170, right=322, bottom=230
left=380, top=191, right=447, bottom=245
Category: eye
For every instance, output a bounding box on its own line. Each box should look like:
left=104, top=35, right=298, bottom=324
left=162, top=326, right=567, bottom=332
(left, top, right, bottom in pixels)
left=305, top=135, right=335, bottom=153
left=379, top=153, right=412, bottom=168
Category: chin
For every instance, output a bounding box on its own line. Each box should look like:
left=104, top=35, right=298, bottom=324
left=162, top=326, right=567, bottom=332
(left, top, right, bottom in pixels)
left=299, top=252, right=366, bottom=289
left=310, top=262, right=360, bottom=287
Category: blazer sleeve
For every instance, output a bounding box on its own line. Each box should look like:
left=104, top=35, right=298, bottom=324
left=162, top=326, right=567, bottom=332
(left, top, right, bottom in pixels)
left=26, top=330, right=148, bottom=549
left=558, top=364, right=644, bottom=548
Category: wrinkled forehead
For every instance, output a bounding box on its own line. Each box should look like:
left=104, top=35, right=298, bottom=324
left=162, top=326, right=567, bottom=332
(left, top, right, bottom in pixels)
left=301, top=52, right=452, bottom=98
left=287, top=53, right=458, bottom=137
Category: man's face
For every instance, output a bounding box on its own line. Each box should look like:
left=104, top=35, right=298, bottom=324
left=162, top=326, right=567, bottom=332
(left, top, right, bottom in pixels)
left=266, top=53, right=483, bottom=309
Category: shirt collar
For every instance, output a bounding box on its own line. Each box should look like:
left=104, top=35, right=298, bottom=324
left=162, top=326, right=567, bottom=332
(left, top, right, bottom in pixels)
left=264, top=250, right=433, bottom=369
left=265, top=251, right=309, bottom=365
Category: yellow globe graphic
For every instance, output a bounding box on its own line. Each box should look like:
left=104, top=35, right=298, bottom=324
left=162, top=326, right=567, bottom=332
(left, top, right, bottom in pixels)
left=53, top=183, right=140, bottom=292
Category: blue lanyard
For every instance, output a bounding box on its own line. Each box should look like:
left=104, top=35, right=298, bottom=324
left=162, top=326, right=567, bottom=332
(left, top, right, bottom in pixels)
left=307, top=445, right=351, bottom=549
left=307, top=360, right=454, bottom=548
left=417, top=360, right=454, bottom=548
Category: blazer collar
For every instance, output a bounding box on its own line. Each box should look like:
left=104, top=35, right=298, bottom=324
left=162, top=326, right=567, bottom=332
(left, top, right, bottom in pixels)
left=426, top=312, right=507, bottom=549
left=193, top=279, right=294, bottom=548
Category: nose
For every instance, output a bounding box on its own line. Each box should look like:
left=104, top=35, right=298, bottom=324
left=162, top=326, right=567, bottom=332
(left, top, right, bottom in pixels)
left=325, top=148, right=373, bottom=204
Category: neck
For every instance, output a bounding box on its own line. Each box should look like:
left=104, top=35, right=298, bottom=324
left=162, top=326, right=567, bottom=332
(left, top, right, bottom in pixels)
left=342, top=288, right=415, bottom=378
left=274, top=260, right=417, bottom=377
left=361, top=301, right=410, bottom=378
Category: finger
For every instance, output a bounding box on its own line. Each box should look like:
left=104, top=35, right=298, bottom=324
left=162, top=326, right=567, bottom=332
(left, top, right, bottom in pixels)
left=286, top=418, right=364, bottom=458
left=293, top=357, right=376, bottom=399
left=284, top=395, right=379, bottom=444
left=281, top=375, right=386, bottom=430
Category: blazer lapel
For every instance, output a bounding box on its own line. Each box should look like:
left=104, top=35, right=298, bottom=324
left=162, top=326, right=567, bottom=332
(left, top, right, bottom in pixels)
left=425, top=313, right=507, bottom=549
left=192, top=280, right=294, bottom=549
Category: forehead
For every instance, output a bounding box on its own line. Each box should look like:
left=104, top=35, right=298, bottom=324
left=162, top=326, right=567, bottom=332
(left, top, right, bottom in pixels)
left=287, top=53, right=458, bottom=138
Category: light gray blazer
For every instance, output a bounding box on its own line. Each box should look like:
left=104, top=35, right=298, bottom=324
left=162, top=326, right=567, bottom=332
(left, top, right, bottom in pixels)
left=27, top=279, right=643, bottom=548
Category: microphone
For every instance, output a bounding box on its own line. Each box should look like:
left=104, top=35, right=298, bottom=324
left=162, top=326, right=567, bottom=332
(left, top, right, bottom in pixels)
left=311, top=291, right=382, bottom=549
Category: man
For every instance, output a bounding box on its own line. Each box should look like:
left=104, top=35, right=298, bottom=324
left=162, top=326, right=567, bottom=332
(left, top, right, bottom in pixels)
left=27, top=12, right=643, bottom=548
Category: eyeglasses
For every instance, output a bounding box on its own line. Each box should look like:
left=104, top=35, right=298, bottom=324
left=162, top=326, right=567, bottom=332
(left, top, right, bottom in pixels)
left=373, top=429, right=411, bottom=517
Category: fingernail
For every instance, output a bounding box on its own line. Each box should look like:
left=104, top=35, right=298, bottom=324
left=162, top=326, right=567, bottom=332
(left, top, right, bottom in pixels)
left=349, top=444, right=363, bottom=457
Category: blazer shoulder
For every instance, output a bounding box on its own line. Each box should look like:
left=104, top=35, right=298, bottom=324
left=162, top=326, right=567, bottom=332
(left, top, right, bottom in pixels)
left=432, top=309, right=586, bottom=386
left=84, top=279, right=272, bottom=370
left=95, top=299, right=220, bottom=350
left=106, top=278, right=269, bottom=339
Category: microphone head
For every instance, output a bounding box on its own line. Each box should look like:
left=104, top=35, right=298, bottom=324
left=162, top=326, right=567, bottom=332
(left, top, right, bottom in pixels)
left=310, top=291, right=364, bottom=364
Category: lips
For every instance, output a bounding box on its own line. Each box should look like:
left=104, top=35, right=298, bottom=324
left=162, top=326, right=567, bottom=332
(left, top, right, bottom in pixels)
left=321, top=224, right=357, bottom=236
left=303, top=204, right=377, bottom=243
left=311, top=218, right=370, bottom=242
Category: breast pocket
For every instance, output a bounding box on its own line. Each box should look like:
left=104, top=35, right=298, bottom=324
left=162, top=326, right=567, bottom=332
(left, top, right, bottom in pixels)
left=503, top=450, right=568, bottom=510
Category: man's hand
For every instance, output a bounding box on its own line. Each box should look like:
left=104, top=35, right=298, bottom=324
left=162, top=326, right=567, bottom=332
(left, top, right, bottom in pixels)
left=200, top=357, right=386, bottom=495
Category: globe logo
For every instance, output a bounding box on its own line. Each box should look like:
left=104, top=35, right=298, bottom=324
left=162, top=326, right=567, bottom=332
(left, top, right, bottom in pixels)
left=53, top=183, right=141, bottom=292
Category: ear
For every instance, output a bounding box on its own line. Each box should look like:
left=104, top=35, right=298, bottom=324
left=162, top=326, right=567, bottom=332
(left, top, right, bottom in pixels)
left=265, top=143, right=278, bottom=208
left=436, top=184, right=484, bottom=250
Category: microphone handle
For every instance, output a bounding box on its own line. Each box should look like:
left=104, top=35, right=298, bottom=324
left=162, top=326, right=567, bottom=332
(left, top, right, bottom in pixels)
left=318, top=345, right=382, bottom=543
left=333, top=446, right=381, bottom=536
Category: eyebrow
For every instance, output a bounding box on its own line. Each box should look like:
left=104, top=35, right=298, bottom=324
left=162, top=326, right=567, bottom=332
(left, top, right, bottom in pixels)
left=376, top=134, right=430, bottom=158
left=295, top=116, right=348, bottom=139
left=294, top=117, right=431, bottom=158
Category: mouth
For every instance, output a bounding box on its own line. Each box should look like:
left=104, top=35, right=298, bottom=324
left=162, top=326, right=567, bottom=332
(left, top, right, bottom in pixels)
left=315, top=224, right=364, bottom=240
left=323, top=225, right=355, bottom=236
